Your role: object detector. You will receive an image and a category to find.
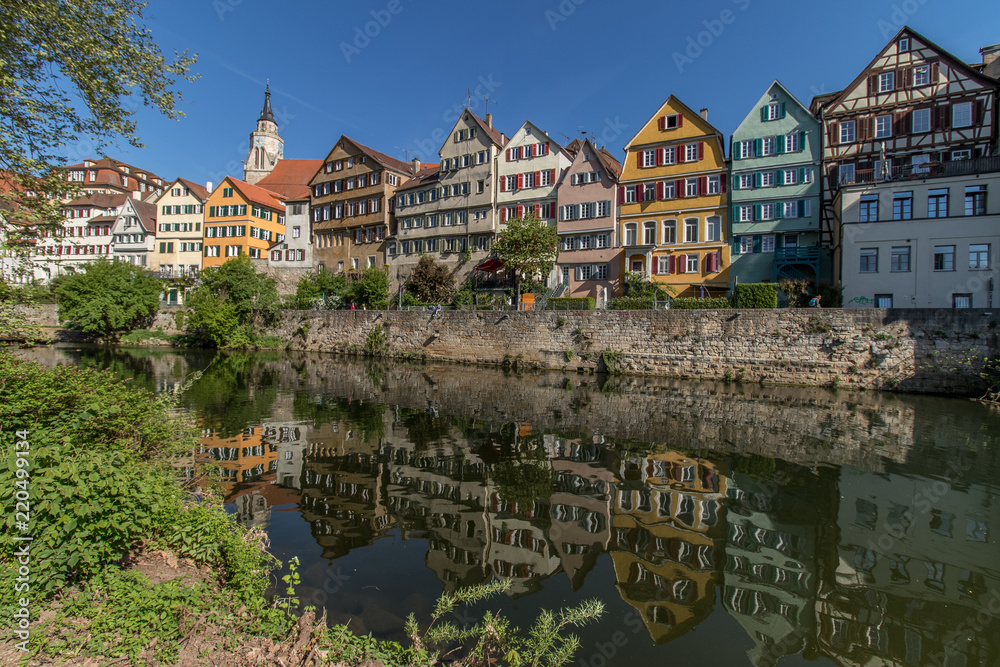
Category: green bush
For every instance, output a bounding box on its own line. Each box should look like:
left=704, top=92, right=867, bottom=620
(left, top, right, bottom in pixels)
left=670, top=297, right=732, bottom=309
left=733, top=283, right=778, bottom=309
left=547, top=297, right=596, bottom=310
left=609, top=296, right=653, bottom=310
left=295, top=269, right=348, bottom=310
left=54, top=258, right=161, bottom=340
left=186, top=256, right=281, bottom=347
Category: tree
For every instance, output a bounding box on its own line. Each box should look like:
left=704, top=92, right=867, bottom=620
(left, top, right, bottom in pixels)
left=345, top=266, right=390, bottom=309
left=294, top=269, right=347, bottom=309
left=186, top=256, right=280, bottom=347
left=53, top=258, right=161, bottom=339
left=492, top=212, right=559, bottom=291
left=407, top=255, right=455, bottom=303
left=0, top=0, right=197, bottom=228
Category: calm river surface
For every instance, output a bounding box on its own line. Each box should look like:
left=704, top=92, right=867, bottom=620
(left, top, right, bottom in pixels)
left=19, top=344, right=1000, bottom=667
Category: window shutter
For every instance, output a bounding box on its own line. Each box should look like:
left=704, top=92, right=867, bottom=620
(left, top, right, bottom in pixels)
left=930, top=62, right=939, bottom=83
left=637, top=152, right=643, bottom=168
left=501, top=207, right=507, bottom=222
left=720, top=176, right=727, bottom=193
left=668, top=255, right=676, bottom=274
left=651, top=258, right=659, bottom=274
left=698, top=176, right=706, bottom=196
left=534, top=203, right=541, bottom=217
left=753, top=235, right=762, bottom=253
left=774, top=202, right=784, bottom=219
left=755, top=138, right=763, bottom=156
left=506, top=148, right=512, bottom=161
left=798, top=199, right=806, bottom=217
left=780, top=102, right=787, bottom=118
left=500, top=178, right=507, bottom=192
left=534, top=171, right=541, bottom=187
left=753, top=172, right=762, bottom=188
left=760, top=107, right=768, bottom=122
left=776, top=136, right=786, bottom=154
left=776, top=170, right=784, bottom=186
left=868, top=74, right=878, bottom=96
left=677, top=114, right=683, bottom=128
left=516, top=173, right=524, bottom=190
left=636, top=183, right=644, bottom=203
left=707, top=252, right=718, bottom=273
left=658, top=116, right=666, bottom=131
left=656, top=148, right=664, bottom=166
left=675, top=179, right=685, bottom=198
left=698, top=142, right=705, bottom=160
left=732, top=239, right=741, bottom=255
left=618, top=185, right=625, bottom=204
left=753, top=204, right=761, bottom=221
left=549, top=169, right=556, bottom=183
left=974, top=99, right=985, bottom=125
left=516, top=205, right=524, bottom=218
left=677, top=146, right=685, bottom=164
left=798, top=167, right=806, bottom=183
left=799, top=130, right=806, bottom=150
left=677, top=255, right=686, bottom=274
left=657, top=181, right=664, bottom=200
left=903, top=67, right=913, bottom=88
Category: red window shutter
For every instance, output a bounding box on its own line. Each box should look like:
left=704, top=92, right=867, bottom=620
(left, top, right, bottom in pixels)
left=534, top=171, right=541, bottom=187
left=501, top=207, right=507, bottom=222
left=677, top=255, right=686, bottom=274
left=707, top=252, right=718, bottom=273
left=516, top=173, right=524, bottom=190
left=658, top=116, right=666, bottom=131
left=549, top=168, right=555, bottom=183
left=677, top=146, right=685, bottom=164
left=657, top=181, right=664, bottom=200
left=651, top=258, right=659, bottom=274
left=500, top=178, right=507, bottom=192
left=506, top=148, right=512, bottom=161
left=698, top=177, right=707, bottom=196
left=618, top=185, right=625, bottom=204
left=637, top=152, right=643, bottom=168
left=698, top=142, right=705, bottom=160
left=636, top=183, right=644, bottom=203
left=675, top=179, right=685, bottom=198
left=677, top=114, right=683, bottom=128
left=516, top=205, right=524, bottom=218
left=655, top=148, right=663, bottom=166
left=668, top=255, right=676, bottom=274
left=720, top=176, right=728, bottom=193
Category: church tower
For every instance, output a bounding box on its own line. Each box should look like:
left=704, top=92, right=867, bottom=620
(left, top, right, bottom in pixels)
left=243, top=84, right=284, bottom=185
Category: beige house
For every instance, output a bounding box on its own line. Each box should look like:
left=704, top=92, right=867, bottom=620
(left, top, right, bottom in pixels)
left=151, top=178, right=209, bottom=280
left=837, top=157, right=1000, bottom=308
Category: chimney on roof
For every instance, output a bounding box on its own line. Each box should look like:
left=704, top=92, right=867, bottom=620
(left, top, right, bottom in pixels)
left=411, top=157, right=421, bottom=174
left=485, top=113, right=493, bottom=128
left=700, top=108, right=709, bottom=121
left=982, top=43, right=1000, bottom=66
left=206, top=181, right=213, bottom=193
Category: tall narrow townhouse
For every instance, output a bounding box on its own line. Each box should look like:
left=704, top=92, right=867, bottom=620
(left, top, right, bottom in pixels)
left=151, top=178, right=209, bottom=280
left=389, top=164, right=442, bottom=282
left=110, top=197, right=158, bottom=268
left=424, top=110, right=506, bottom=281
left=620, top=96, right=729, bottom=298
left=555, top=139, right=622, bottom=300
left=809, top=26, right=999, bottom=277
left=310, top=137, right=414, bottom=273
left=729, top=82, right=824, bottom=285
left=255, top=159, right=323, bottom=277
left=202, top=177, right=286, bottom=269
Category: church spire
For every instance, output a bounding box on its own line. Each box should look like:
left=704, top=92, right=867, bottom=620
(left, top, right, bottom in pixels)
left=259, top=82, right=275, bottom=124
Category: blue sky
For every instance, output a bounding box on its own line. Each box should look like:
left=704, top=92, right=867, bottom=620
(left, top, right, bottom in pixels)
left=86, top=0, right=997, bottom=188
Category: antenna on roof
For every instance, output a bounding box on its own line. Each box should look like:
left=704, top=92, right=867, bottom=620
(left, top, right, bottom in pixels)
left=395, top=146, right=414, bottom=161
left=476, top=90, right=498, bottom=115
left=559, top=133, right=571, bottom=143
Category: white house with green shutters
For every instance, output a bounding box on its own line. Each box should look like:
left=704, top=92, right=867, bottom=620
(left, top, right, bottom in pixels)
left=729, top=81, right=825, bottom=285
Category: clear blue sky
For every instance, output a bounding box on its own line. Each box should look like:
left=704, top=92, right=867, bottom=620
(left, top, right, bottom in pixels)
left=87, top=0, right=998, bottom=188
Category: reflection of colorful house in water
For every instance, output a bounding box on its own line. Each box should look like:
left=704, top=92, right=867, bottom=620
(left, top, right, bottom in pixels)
left=609, top=451, right=727, bottom=644
left=722, top=472, right=820, bottom=667
left=545, top=435, right=614, bottom=590
left=816, top=468, right=1000, bottom=667
left=197, top=426, right=279, bottom=498
left=486, top=491, right=561, bottom=597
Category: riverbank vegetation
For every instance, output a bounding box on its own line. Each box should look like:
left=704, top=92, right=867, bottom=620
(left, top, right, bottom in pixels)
left=0, top=352, right=603, bottom=665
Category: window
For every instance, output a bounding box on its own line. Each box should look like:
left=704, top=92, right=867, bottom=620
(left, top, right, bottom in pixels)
left=969, top=244, right=990, bottom=269
left=624, top=223, right=637, bottom=246
left=760, top=203, right=776, bottom=220
left=965, top=186, right=986, bottom=216
left=664, top=114, right=681, bottom=129
left=662, top=181, right=675, bottom=199
left=892, top=193, right=912, bottom=220
left=760, top=172, right=775, bottom=187
left=953, top=294, right=972, bottom=309
left=662, top=146, right=676, bottom=164
left=953, top=102, right=973, bottom=128
left=934, top=245, right=955, bottom=271
left=764, top=103, right=782, bottom=121
left=875, top=115, right=892, bottom=139
left=761, top=235, right=775, bottom=252
left=909, top=108, right=931, bottom=134
left=840, top=121, right=856, bottom=144
left=761, top=137, right=776, bottom=156
left=643, top=221, right=657, bottom=245
left=739, top=236, right=753, bottom=254
left=737, top=174, right=752, bottom=189
left=644, top=183, right=656, bottom=201
left=953, top=149, right=972, bottom=161
left=891, top=246, right=911, bottom=272
left=685, top=143, right=699, bottom=162
left=898, top=37, right=910, bottom=51
left=859, top=195, right=878, bottom=222
left=707, top=175, right=720, bottom=194
left=684, top=218, right=698, bottom=243
left=225, top=245, right=241, bottom=257
left=663, top=220, right=676, bottom=244
left=839, top=163, right=855, bottom=185
left=205, top=245, right=220, bottom=257
left=657, top=256, right=670, bottom=274
left=875, top=294, right=893, bottom=308
left=642, top=149, right=656, bottom=168
left=738, top=205, right=754, bottom=222
left=223, top=187, right=233, bottom=198
left=736, top=140, right=754, bottom=159
left=292, top=225, right=301, bottom=238
left=860, top=248, right=878, bottom=272
left=785, top=133, right=800, bottom=152
left=685, top=254, right=700, bottom=273
left=878, top=71, right=895, bottom=93
left=928, top=189, right=949, bottom=217
left=706, top=216, right=721, bottom=242
left=367, top=255, right=376, bottom=268
left=913, top=64, right=929, bottom=86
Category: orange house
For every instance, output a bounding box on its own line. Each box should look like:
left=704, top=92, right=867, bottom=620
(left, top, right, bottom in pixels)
left=202, top=176, right=286, bottom=268
left=620, top=96, right=730, bottom=298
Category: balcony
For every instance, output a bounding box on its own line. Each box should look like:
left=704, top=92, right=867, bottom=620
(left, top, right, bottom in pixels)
left=840, top=156, right=1000, bottom=187
left=774, top=246, right=820, bottom=262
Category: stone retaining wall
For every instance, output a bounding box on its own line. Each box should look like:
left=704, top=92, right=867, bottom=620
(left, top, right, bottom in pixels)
left=270, top=308, right=999, bottom=394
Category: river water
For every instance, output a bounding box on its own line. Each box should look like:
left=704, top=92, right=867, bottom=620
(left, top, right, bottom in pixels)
left=18, top=344, right=1000, bottom=667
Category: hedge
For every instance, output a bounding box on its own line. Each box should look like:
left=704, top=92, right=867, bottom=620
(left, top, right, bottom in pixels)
left=732, top=283, right=778, bottom=308
left=608, top=297, right=654, bottom=310
left=670, top=297, right=732, bottom=309
left=547, top=297, right=596, bottom=310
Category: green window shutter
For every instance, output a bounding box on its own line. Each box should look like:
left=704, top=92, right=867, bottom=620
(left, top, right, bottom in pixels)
left=753, top=204, right=762, bottom=221
left=776, top=170, right=784, bottom=185
left=733, top=238, right=742, bottom=255
left=755, top=138, right=763, bottom=155
left=776, top=136, right=786, bottom=154
left=798, top=200, right=806, bottom=217
left=760, top=107, right=767, bottom=122
left=753, top=235, right=762, bottom=253
left=799, top=131, right=806, bottom=150
left=775, top=202, right=784, bottom=219
left=753, top=172, right=762, bottom=188
left=780, top=102, right=787, bottom=118
left=799, top=167, right=806, bottom=182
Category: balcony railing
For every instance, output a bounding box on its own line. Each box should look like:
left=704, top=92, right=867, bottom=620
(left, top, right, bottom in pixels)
left=839, top=156, right=1000, bottom=187
left=774, top=246, right=821, bottom=262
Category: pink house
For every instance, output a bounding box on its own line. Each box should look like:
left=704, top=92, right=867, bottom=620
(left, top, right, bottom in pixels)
left=556, top=139, right=622, bottom=300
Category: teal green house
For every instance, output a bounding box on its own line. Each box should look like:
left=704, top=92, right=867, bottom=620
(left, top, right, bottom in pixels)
left=729, top=81, right=826, bottom=285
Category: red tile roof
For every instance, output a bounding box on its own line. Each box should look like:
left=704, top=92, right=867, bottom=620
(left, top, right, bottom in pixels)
left=255, top=159, right=324, bottom=200
left=225, top=177, right=287, bottom=210
left=176, top=178, right=210, bottom=201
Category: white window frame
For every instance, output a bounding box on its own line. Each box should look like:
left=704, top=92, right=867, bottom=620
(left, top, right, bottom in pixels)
left=953, top=102, right=973, bottom=128
left=913, top=64, right=930, bottom=86
left=912, top=108, right=931, bottom=133
left=840, top=121, right=856, bottom=144
left=878, top=71, right=895, bottom=93
left=875, top=115, right=893, bottom=139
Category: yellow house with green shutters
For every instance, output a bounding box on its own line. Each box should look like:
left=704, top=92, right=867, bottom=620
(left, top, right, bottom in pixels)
left=619, top=95, right=730, bottom=298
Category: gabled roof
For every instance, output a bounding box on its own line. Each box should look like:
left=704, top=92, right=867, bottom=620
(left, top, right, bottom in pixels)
left=808, top=91, right=841, bottom=115
left=503, top=120, right=571, bottom=157
left=255, top=159, right=324, bottom=200
left=397, top=165, right=441, bottom=192
left=223, top=176, right=287, bottom=210
left=63, top=156, right=164, bottom=187
left=595, top=146, right=622, bottom=179
left=814, top=25, right=999, bottom=114
left=623, top=94, right=725, bottom=151
left=65, top=192, right=130, bottom=209
left=116, top=197, right=157, bottom=233
left=735, top=80, right=816, bottom=134
left=437, top=109, right=506, bottom=156
left=176, top=178, right=210, bottom=201
left=341, top=136, right=415, bottom=176
left=564, top=139, right=584, bottom=156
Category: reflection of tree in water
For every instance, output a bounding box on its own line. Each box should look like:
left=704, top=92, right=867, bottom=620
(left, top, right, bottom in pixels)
left=182, top=351, right=281, bottom=438
left=292, top=392, right=386, bottom=442
left=487, top=431, right=554, bottom=507
left=398, top=408, right=454, bottom=452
